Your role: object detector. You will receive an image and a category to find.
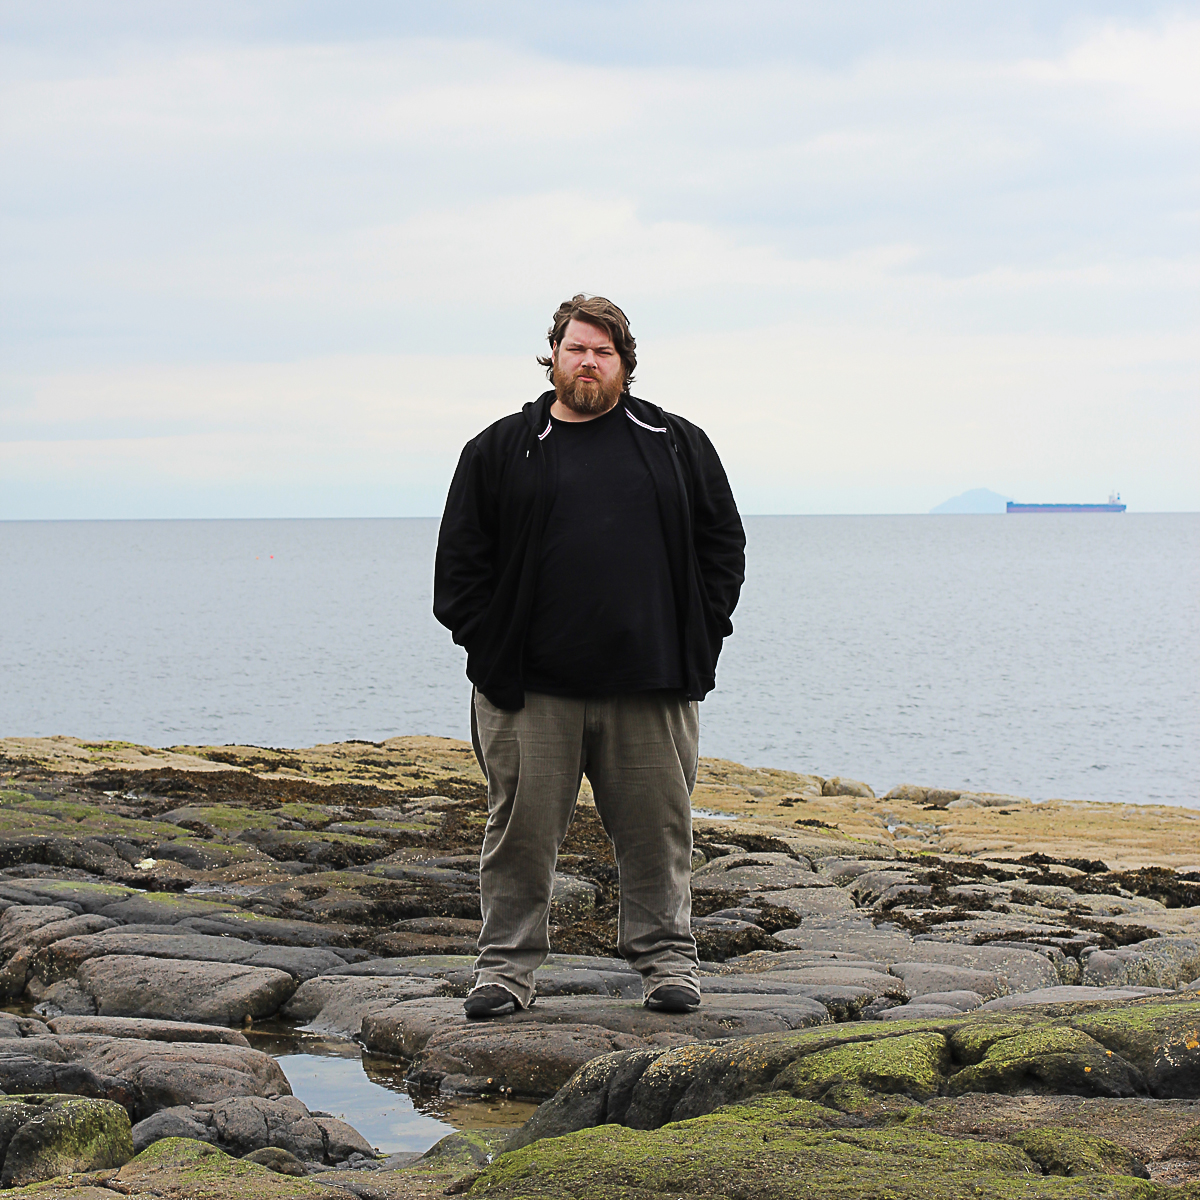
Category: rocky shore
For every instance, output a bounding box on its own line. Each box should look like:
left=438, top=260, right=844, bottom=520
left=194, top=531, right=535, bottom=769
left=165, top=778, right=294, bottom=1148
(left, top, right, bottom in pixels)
left=0, top=734, right=1196, bottom=1198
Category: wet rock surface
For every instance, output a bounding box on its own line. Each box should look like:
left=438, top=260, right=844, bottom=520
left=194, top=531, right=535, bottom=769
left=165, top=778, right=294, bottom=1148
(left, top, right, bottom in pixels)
left=0, top=735, right=1198, bottom=1196
left=0, top=1095, right=132, bottom=1187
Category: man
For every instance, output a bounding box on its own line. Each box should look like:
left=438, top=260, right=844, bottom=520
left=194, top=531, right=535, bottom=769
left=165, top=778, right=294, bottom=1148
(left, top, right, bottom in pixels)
left=434, top=294, right=745, bottom=1018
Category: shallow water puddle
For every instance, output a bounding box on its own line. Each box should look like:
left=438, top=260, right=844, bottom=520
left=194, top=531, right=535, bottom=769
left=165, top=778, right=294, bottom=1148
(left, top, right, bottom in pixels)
left=274, top=1051, right=452, bottom=1153
left=251, top=1027, right=538, bottom=1155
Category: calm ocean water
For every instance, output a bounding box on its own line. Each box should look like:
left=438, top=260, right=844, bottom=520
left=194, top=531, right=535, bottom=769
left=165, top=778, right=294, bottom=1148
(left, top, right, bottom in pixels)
left=1, top=515, right=1196, bottom=807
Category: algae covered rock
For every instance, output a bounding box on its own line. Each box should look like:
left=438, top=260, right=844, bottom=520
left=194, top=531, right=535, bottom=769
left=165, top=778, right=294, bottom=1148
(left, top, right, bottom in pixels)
left=0, top=1094, right=132, bottom=1187
left=776, top=1030, right=949, bottom=1107
left=1069, top=998, right=1200, bottom=1097
left=473, top=1092, right=1176, bottom=1199
left=1010, top=1126, right=1150, bottom=1178
left=101, top=1136, right=346, bottom=1198
left=948, top=1025, right=1145, bottom=1098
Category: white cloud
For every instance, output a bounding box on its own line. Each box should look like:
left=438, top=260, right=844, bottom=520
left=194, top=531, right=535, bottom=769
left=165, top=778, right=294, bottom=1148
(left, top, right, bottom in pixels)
left=1, top=7, right=1196, bottom=516
left=1023, top=17, right=1200, bottom=130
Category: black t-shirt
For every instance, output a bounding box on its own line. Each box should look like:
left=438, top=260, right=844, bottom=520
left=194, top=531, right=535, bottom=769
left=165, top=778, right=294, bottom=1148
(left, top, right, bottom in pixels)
left=523, top=403, right=684, bottom=696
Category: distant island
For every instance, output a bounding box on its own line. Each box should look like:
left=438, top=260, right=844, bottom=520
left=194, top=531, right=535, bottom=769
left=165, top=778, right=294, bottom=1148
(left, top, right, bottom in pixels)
left=929, top=487, right=1012, bottom=514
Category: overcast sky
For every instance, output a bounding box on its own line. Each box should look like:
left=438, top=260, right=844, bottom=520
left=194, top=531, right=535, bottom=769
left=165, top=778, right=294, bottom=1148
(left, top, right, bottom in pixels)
left=2, top=1, right=1197, bottom=517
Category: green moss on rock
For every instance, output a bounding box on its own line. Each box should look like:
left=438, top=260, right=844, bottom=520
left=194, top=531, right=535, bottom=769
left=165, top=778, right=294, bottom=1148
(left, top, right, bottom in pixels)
left=949, top=1026, right=1145, bottom=1098
left=1164, top=1122, right=1200, bottom=1161
left=948, top=1015, right=1039, bottom=1065
left=467, top=1099, right=1173, bottom=1199
left=1070, top=1000, right=1200, bottom=1097
left=0, top=1096, right=132, bottom=1188
left=0, top=790, right=39, bottom=805
left=1011, top=1127, right=1150, bottom=1178
left=776, top=1031, right=949, bottom=1105
left=421, top=1128, right=511, bottom=1168
left=104, top=1137, right=343, bottom=1198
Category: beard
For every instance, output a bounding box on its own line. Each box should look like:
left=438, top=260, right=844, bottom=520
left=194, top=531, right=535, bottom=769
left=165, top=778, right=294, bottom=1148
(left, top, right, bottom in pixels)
left=553, top=363, right=624, bottom=415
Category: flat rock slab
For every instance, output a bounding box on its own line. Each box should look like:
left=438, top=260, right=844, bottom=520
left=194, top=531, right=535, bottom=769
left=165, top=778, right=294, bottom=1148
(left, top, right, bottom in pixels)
left=411, top=1022, right=651, bottom=1098
left=361, top=994, right=830, bottom=1060
left=33, top=931, right=259, bottom=982
left=282, top=974, right=450, bottom=1035
left=692, top=853, right=821, bottom=893
left=96, top=895, right=238, bottom=923
left=888, top=943, right=1060, bottom=993
left=47, top=1016, right=251, bottom=1045
left=908, top=990, right=985, bottom=1011
left=76, top=955, right=296, bottom=1025
left=176, top=912, right=368, bottom=948
left=0, top=1035, right=289, bottom=1120
left=877, top=1003, right=963, bottom=1020
left=749, top=887, right=855, bottom=919
left=979, top=986, right=1171, bottom=1011
left=772, top=921, right=916, bottom=956
left=533, top=967, right=642, bottom=999
left=889, top=962, right=1004, bottom=1000
left=755, top=966, right=907, bottom=996
left=725, top=951, right=886, bottom=973
left=32, top=929, right=348, bottom=984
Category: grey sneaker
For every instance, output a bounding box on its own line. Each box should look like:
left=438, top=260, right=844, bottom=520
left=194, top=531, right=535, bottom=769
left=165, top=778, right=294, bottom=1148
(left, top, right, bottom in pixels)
left=463, top=984, right=519, bottom=1019
left=644, top=985, right=701, bottom=1013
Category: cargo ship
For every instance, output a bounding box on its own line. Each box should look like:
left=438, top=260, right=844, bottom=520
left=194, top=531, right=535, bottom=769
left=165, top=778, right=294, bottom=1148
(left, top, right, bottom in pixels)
left=1007, top=492, right=1126, bottom=513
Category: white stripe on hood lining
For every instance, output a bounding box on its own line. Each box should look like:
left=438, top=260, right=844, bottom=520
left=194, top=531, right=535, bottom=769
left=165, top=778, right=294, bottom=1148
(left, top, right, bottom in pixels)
left=540, top=407, right=666, bottom=437
left=625, top=408, right=667, bottom=433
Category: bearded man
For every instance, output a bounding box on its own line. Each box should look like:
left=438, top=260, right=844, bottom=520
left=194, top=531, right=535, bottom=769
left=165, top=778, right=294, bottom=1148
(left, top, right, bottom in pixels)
left=434, top=294, right=745, bottom=1018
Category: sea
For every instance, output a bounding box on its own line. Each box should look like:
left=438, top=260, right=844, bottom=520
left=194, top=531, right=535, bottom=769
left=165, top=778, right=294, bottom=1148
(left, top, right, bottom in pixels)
left=2, top=514, right=1197, bottom=808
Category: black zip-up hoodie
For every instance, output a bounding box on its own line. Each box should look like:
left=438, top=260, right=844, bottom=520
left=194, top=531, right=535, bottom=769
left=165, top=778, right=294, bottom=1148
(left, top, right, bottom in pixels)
left=434, top=390, right=746, bottom=710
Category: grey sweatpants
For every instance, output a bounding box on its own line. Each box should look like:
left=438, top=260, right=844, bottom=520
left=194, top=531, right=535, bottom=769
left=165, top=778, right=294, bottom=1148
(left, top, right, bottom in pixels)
left=470, top=689, right=700, bottom=1007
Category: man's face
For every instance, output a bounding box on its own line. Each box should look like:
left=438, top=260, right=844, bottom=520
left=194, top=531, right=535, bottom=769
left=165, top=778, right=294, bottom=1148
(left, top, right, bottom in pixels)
left=552, top=318, right=625, bottom=416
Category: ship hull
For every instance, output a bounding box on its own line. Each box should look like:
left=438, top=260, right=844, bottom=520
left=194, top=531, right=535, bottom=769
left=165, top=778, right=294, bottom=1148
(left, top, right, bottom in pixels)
left=1007, top=503, right=1126, bottom=513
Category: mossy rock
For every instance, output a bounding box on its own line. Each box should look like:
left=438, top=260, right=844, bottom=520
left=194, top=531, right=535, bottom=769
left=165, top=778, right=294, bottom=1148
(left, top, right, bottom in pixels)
left=274, top=802, right=339, bottom=824
left=244, top=828, right=382, bottom=848
left=24, top=880, right=134, bottom=903
left=468, top=1096, right=1174, bottom=1199
left=0, top=813, right=62, bottom=833
left=10, top=798, right=126, bottom=823
left=1070, top=1000, right=1200, bottom=1097
left=0, top=1095, right=132, bottom=1187
left=104, top=1137, right=343, bottom=1198
left=947, top=1014, right=1040, bottom=1064
left=421, top=1127, right=511, bottom=1168
left=0, top=790, right=38, bottom=805
left=1165, top=1122, right=1200, bottom=1161
left=161, top=804, right=285, bottom=831
left=1010, top=1127, right=1149, bottom=1178
left=776, top=1031, right=950, bottom=1106
left=949, top=1026, right=1145, bottom=1098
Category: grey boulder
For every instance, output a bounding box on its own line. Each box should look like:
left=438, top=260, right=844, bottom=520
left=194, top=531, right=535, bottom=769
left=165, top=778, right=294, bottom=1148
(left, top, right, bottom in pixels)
left=131, top=1095, right=374, bottom=1163
left=409, top=1022, right=652, bottom=1098
left=888, top=962, right=1004, bottom=1001
left=1082, top=937, right=1200, bottom=990
left=47, top=1015, right=251, bottom=1045
left=979, top=986, right=1170, bottom=1011
left=75, top=955, right=296, bottom=1025
left=282, top=974, right=449, bottom=1036
left=906, top=990, right=984, bottom=1011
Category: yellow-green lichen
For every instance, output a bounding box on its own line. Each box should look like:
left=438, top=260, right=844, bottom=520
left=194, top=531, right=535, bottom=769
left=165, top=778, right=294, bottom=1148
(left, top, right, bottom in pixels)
left=776, top=1031, right=950, bottom=1104
left=466, top=1100, right=1169, bottom=1199
left=1011, top=1127, right=1149, bottom=1178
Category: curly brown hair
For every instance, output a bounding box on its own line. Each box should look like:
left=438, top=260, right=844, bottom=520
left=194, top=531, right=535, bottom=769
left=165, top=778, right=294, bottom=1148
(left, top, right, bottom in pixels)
left=537, top=294, right=637, bottom=389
